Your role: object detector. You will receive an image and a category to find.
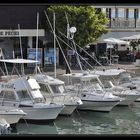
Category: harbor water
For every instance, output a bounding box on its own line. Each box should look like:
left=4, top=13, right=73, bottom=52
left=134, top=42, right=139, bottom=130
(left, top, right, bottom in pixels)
left=13, top=102, right=140, bottom=135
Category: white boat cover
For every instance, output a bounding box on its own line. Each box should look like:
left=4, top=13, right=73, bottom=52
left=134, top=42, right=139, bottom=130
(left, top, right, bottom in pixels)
left=0, top=59, right=38, bottom=63
left=91, top=69, right=126, bottom=76
left=63, top=72, right=99, bottom=81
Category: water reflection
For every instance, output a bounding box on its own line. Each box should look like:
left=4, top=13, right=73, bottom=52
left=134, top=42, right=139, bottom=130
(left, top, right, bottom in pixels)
left=11, top=105, right=140, bottom=135
left=54, top=106, right=140, bottom=134
left=15, top=122, right=58, bottom=134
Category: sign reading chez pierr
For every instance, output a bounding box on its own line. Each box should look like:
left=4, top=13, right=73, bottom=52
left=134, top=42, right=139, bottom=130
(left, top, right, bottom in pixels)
left=0, top=31, right=19, bottom=36
left=0, top=29, right=45, bottom=37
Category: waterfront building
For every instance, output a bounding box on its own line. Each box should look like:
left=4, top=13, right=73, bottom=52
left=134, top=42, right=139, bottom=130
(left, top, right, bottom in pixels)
left=0, top=5, right=60, bottom=68
left=92, top=4, right=140, bottom=60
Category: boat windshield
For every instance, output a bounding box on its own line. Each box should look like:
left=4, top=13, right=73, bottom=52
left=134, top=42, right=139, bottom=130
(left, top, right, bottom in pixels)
left=17, top=90, right=30, bottom=101
left=39, top=83, right=50, bottom=93
left=50, top=85, right=66, bottom=94
left=0, top=90, right=16, bottom=101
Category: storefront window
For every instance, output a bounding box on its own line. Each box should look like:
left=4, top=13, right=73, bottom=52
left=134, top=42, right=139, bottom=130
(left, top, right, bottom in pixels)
left=44, top=48, right=59, bottom=66
left=138, top=9, right=140, bottom=19
left=118, top=8, right=125, bottom=18
left=111, top=8, right=115, bottom=18
left=129, top=8, right=134, bottom=19
left=27, top=48, right=42, bottom=66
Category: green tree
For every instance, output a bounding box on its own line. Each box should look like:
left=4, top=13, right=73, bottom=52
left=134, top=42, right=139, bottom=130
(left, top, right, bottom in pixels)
left=46, top=5, right=109, bottom=47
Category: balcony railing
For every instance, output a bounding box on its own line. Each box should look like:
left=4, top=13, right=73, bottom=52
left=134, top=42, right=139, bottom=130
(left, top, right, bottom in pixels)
left=109, top=18, right=140, bottom=29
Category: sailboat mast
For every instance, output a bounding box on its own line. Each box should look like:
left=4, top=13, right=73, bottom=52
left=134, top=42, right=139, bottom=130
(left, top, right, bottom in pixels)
left=53, top=12, right=56, bottom=78
left=65, top=12, right=70, bottom=39
left=18, top=24, right=23, bottom=59
left=35, top=12, right=39, bottom=74
left=18, top=24, right=24, bottom=75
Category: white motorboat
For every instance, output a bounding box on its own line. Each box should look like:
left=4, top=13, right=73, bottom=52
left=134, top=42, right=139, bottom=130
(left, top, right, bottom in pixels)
left=83, top=71, right=140, bottom=106
left=99, top=73, right=140, bottom=106
left=0, top=76, right=64, bottom=123
left=63, top=72, right=123, bottom=112
left=115, top=73, right=140, bottom=102
left=77, top=91, right=121, bottom=112
left=104, top=81, right=140, bottom=105
left=0, top=106, right=26, bottom=125
left=34, top=74, right=83, bottom=115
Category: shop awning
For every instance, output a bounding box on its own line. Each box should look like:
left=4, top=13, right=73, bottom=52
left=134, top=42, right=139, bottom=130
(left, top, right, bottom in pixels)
left=103, top=38, right=130, bottom=45
left=120, top=34, right=140, bottom=41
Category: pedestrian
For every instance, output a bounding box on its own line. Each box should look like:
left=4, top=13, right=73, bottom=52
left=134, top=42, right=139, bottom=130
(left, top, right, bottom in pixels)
left=132, top=48, right=137, bottom=62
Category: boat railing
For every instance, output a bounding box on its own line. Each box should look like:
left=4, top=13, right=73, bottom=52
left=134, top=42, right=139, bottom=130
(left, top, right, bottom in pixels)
left=0, top=99, right=20, bottom=107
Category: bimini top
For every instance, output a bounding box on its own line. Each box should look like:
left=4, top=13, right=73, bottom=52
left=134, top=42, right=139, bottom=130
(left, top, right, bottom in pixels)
left=34, top=74, right=65, bottom=85
left=91, top=68, right=126, bottom=76
left=0, top=59, right=38, bottom=64
left=63, top=72, right=100, bottom=81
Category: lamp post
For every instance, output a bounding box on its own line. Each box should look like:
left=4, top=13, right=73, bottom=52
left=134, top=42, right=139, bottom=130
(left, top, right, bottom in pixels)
left=69, top=27, right=83, bottom=72
left=66, top=26, right=77, bottom=74
left=69, top=27, right=77, bottom=39
left=65, top=12, right=78, bottom=74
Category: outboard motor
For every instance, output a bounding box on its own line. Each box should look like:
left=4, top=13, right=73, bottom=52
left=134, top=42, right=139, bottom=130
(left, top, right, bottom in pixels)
left=0, top=119, right=11, bottom=134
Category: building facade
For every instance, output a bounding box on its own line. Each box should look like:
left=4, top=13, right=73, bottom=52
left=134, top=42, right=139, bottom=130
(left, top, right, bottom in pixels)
left=94, top=5, right=140, bottom=39
left=93, top=5, right=140, bottom=60
left=0, top=5, right=47, bottom=62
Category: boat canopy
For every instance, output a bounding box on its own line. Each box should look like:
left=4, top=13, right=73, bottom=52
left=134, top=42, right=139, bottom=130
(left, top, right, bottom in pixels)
left=63, top=73, right=100, bottom=81
left=0, top=59, right=38, bottom=64
left=91, top=69, right=126, bottom=76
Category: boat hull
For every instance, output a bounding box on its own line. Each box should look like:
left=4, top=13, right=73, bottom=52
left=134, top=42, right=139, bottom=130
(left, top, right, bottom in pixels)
left=21, top=105, right=63, bottom=121
left=60, top=105, right=77, bottom=115
left=44, top=95, right=82, bottom=115
left=114, top=94, right=140, bottom=106
left=0, top=114, right=24, bottom=124
left=77, top=100, right=120, bottom=112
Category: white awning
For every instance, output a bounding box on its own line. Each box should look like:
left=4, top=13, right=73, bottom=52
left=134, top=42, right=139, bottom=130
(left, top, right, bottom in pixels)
left=103, top=38, right=130, bottom=45
left=120, top=34, right=140, bottom=41
left=107, top=44, right=114, bottom=49
left=0, top=59, right=38, bottom=64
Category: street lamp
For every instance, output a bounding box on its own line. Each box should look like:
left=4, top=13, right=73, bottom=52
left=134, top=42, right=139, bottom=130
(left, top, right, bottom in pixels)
left=69, top=26, right=77, bottom=39
left=69, top=26, right=83, bottom=72
left=66, top=26, right=77, bottom=73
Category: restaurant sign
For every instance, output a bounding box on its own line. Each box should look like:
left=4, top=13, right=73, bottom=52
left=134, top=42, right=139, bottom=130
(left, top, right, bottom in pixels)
left=0, top=29, right=45, bottom=37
